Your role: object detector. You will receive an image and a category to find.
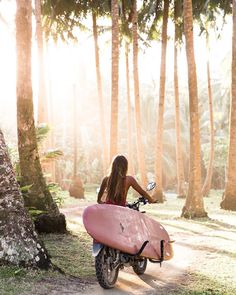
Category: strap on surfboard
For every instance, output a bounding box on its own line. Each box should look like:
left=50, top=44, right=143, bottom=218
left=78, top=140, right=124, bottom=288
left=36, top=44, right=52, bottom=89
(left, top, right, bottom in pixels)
left=149, top=239, right=165, bottom=266
left=132, top=240, right=149, bottom=257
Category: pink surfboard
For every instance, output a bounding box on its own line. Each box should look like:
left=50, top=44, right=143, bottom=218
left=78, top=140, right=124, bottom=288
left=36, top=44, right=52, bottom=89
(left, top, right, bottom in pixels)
left=83, top=204, right=173, bottom=261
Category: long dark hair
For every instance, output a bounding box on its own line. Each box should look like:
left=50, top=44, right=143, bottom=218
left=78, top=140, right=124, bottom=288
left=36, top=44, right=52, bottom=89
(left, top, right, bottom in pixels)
left=107, top=155, right=128, bottom=204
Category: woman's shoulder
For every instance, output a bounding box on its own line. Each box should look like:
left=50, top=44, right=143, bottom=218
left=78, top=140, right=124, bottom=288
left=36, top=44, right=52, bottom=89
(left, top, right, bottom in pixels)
left=126, top=175, right=135, bottom=183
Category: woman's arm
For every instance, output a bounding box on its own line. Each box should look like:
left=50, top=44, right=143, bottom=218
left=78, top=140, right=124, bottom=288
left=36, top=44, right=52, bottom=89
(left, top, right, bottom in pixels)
left=129, top=176, right=156, bottom=203
left=97, top=177, right=108, bottom=203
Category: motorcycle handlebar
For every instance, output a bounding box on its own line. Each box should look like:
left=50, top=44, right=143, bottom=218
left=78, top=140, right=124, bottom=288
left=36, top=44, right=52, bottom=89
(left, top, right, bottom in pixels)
left=126, top=196, right=148, bottom=210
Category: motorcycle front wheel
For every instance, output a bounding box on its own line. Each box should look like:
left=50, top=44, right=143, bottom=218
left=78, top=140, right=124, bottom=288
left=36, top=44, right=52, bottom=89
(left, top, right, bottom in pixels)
left=132, top=257, right=147, bottom=275
left=95, top=246, right=119, bottom=289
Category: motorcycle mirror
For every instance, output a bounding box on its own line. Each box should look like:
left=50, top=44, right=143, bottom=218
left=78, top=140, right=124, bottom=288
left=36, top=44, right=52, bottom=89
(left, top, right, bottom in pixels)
left=146, top=182, right=156, bottom=191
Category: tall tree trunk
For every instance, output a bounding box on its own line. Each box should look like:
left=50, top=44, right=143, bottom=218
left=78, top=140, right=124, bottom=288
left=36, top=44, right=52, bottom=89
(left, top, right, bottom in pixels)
left=69, top=85, right=84, bottom=199
left=73, top=85, right=78, bottom=179
left=46, top=45, right=56, bottom=182
left=16, top=0, right=66, bottom=232
left=0, top=129, right=50, bottom=268
left=181, top=0, right=207, bottom=218
left=132, top=0, right=147, bottom=186
left=202, top=33, right=215, bottom=197
left=35, top=0, right=48, bottom=124
left=92, top=11, right=109, bottom=172
left=174, top=0, right=186, bottom=198
left=153, top=0, right=169, bottom=201
left=110, top=0, right=119, bottom=161
left=125, top=42, right=134, bottom=175
left=221, top=1, right=236, bottom=211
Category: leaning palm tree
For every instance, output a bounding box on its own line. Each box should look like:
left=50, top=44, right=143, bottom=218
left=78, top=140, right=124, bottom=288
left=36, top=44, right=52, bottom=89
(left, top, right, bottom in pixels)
left=181, top=0, right=207, bottom=218
left=109, top=0, right=119, bottom=160
left=16, top=0, right=66, bottom=232
left=221, top=0, right=236, bottom=211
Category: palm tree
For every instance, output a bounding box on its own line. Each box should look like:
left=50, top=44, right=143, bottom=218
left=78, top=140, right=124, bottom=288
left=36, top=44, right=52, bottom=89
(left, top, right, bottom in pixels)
left=16, top=0, right=66, bottom=231
left=92, top=10, right=109, bottom=172
left=153, top=0, right=169, bottom=201
left=202, top=31, right=215, bottom=197
left=0, top=128, right=50, bottom=268
left=35, top=0, right=48, bottom=124
left=132, top=0, right=147, bottom=185
left=181, top=0, right=207, bottom=218
left=125, top=42, right=134, bottom=174
left=221, top=1, right=236, bottom=211
left=174, top=0, right=186, bottom=198
left=110, top=0, right=119, bottom=161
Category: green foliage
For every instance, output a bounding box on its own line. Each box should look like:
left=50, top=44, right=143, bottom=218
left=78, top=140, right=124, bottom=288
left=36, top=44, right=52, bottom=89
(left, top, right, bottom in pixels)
left=20, top=184, right=33, bottom=193
left=20, top=184, right=33, bottom=199
left=42, top=149, right=63, bottom=160
left=36, top=123, right=50, bottom=143
left=41, top=0, right=110, bottom=42
left=138, top=0, right=163, bottom=41
left=47, top=183, right=65, bottom=207
left=27, top=207, right=47, bottom=220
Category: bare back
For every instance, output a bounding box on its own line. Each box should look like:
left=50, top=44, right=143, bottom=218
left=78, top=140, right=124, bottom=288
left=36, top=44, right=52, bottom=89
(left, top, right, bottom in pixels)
left=97, top=175, right=153, bottom=204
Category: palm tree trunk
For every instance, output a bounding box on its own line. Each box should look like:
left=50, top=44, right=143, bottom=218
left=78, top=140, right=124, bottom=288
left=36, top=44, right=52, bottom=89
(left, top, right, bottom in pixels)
left=92, top=11, right=109, bottom=172
left=73, top=85, right=78, bottom=178
left=221, top=1, right=236, bottom=211
left=174, top=0, right=186, bottom=198
left=202, top=33, right=215, bottom=197
left=132, top=0, right=147, bottom=186
left=125, top=42, right=134, bottom=175
left=181, top=0, right=207, bottom=218
left=153, top=0, right=169, bottom=201
left=0, top=128, right=50, bottom=268
left=35, top=0, right=48, bottom=124
left=110, top=0, right=119, bottom=161
left=16, top=0, right=66, bottom=232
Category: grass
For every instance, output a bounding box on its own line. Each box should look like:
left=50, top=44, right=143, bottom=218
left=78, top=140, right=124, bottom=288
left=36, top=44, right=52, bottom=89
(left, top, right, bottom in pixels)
left=40, top=231, right=94, bottom=278
left=0, top=189, right=236, bottom=294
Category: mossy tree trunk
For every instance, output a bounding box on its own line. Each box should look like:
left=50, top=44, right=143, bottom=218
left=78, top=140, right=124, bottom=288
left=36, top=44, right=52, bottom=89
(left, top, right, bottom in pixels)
left=181, top=0, right=207, bottom=218
left=153, top=0, right=169, bottom=202
left=16, top=0, right=66, bottom=232
left=221, top=1, right=236, bottom=211
left=0, top=129, right=50, bottom=268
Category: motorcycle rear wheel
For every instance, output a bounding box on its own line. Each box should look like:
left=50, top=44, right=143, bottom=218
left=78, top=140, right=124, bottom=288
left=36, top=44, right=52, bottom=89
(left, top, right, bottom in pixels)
left=95, top=247, right=119, bottom=289
left=132, top=258, right=147, bottom=275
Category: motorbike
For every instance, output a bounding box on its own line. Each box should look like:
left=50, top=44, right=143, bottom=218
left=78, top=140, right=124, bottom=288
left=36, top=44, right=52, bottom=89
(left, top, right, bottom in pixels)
left=85, top=182, right=173, bottom=289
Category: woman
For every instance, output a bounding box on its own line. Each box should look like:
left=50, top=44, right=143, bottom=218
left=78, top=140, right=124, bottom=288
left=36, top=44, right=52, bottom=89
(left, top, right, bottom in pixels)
left=97, top=155, right=156, bottom=206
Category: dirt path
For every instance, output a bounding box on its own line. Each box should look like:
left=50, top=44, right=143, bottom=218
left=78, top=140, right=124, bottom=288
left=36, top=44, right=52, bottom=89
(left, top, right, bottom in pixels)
left=59, top=204, right=196, bottom=295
